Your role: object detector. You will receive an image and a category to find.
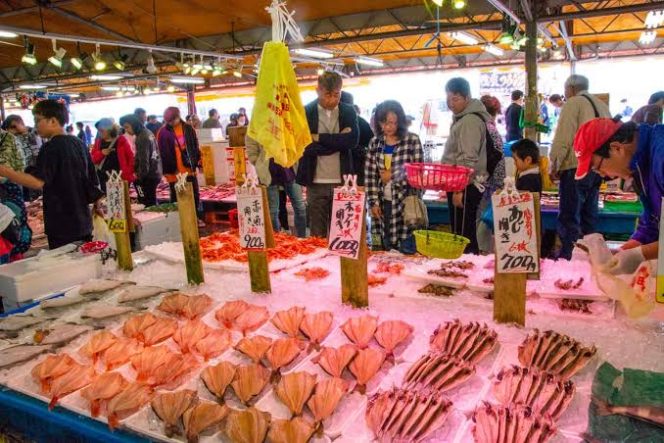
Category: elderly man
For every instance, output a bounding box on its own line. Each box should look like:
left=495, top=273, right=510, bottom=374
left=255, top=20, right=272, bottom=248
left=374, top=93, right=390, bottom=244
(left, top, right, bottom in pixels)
left=549, top=75, right=611, bottom=260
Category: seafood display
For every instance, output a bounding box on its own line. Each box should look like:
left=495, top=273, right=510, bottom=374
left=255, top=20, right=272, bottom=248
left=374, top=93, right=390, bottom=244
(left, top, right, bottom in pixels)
left=225, top=407, right=271, bottom=443
left=201, top=362, right=237, bottom=401
left=403, top=353, right=475, bottom=392
left=299, top=311, right=333, bottom=347
left=294, top=267, right=330, bottom=281
left=81, top=305, right=134, bottom=320
left=173, top=320, right=213, bottom=354
left=427, top=260, right=475, bottom=279
left=31, top=353, right=77, bottom=394
left=35, top=323, right=92, bottom=345
left=193, top=328, right=233, bottom=361
left=554, top=277, right=584, bottom=291
left=234, top=335, right=273, bottom=363
left=81, top=372, right=129, bottom=417
left=157, top=293, right=213, bottom=320
left=228, top=304, right=270, bottom=336
left=79, top=279, right=132, bottom=295
left=230, top=364, right=271, bottom=404
left=367, top=274, right=387, bottom=287
left=0, top=344, right=53, bottom=369
left=117, top=286, right=170, bottom=303
left=492, top=366, right=576, bottom=421
left=307, top=377, right=348, bottom=425
left=342, top=315, right=378, bottom=349
left=183, top=402, right=229, bottom=443
left=267, top=417, right=315, bottom=443
left=102, top=338, right=143, bottom=370
left=348, top=347, right=386, bottom=393
left=366, top=388, right=453, bottom=442
left=151, top=390, right=198, bottom=437
left=418, top=283, right=456, bottom=297
left=518, top=330, right=597, bottom=379
left=265, top=337, right=303, bottom=374
left=271, top=306, right=305, bottom=338
left=429, top=320, right=498, bottom=364
left=374, top=320, right=413, bottom=358
left=274, top=371, right=317, bottom=416
left=106, top=383, right=154, bottom=429
left=201, top=231, right=326, bottom=263
left=374, top=261, right=405, bottom=275
left=48, top=363, right=95, bottom=409
left=558, top=298, right=593, bottom=314
left=313, top=344, right=358, bottom=378
left=472, top=403, right=556, bottom=443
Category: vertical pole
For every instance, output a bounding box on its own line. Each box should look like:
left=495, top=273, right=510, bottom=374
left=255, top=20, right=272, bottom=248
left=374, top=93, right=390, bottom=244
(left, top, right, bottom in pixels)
left=114, top=181, right=134, bottom=271
left=228, top=126, right=248, bottom=185
left=176, top=179, right=204, bottom=285
left=341, top=209, right=369, bottom=308
left=524, top=10, right=538, bottom=142
left=247, top=186, right=274, bottom=293
left=186, top=86, right=197, bottom=117
left=0, top=96, right=5, bottom=122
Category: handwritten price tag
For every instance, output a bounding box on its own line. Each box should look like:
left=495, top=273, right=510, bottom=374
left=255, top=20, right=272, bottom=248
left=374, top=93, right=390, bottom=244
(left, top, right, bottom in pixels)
left=492, top=191, right=539, bottom=274
left=328, top=188, right=365, bottom=260
left=106, top=178, right=126, bottom=233
left=237, top=186, right=266, bottom=250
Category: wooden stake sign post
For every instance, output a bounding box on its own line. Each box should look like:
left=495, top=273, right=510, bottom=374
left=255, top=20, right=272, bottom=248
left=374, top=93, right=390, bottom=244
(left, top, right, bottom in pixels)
left=237, top=175, right=274, bottom=293
left=175, top=173, right=204, bottom=285
left=106, top=171, right=133, bottom=271
left=328, top=175, right=368, bottom=308
left=492, top=178, right=540, bottom=326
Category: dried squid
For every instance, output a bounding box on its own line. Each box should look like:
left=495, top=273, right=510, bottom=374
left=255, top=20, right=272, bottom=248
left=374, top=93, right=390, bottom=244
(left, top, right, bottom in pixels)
left=183, top=401, right=229, bottom=443
left=201, top=361, right=237, bottom=401
left=348, top=347, right=385, bottom=394
left=472, top=402, right=556, bottom=443
left=235, top=335, right=273, bottom=363
left=342, top=315, right=378, bottom=349
left=429, top=320, right=498, bottom=365
left=271, top=306, right=306, bottom=337
left=518, top=329, right=597, bottom=379
left=403, top=352, right=475, bottom=392
left=225, top=407, right=271, bottom=443
left=106, top=383, right=153, bottom=429
left=81, top=372, right=129, bottom=417
left=312, top=344, right=357, bottom=378
left=267, top=417, right=315, bottom=443
left=231, top=363, right=271, bottom=404
left=374, top=320, right=413, bottom=358
left=48, top=363, right=95, bottom=409
left=274, top=371, right=317, bottom=416
left=151, top=389, right=198, bottom=437
left=299, top=311, right=333, bottom=349
left=306, top=377, right=348, bottom=425
left=215, top=300, right=250, bottom=329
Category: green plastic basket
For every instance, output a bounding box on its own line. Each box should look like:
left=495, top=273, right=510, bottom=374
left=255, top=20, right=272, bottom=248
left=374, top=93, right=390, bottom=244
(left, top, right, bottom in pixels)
left=413, top=230, right=469, bottom=259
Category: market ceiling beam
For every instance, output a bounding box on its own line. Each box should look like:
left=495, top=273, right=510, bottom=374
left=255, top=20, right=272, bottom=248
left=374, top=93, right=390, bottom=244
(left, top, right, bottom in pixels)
left=558, top=20, right=577, bottom=61
left=47, top=7, right=138, bottom=43
left=0, top=0, right=79, bottom=18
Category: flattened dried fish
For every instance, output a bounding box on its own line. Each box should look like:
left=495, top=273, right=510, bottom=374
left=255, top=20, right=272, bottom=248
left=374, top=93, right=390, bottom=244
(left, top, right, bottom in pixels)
left=38, top=324, right=93, bottom=346
left=41, top=295, right=88, bottom=309
left=79, top=279, right=134, bottom=295
left=472, top=403, right=556, bottom=443
left=0, top=314, right=49, bottom=333
left=81, top=305, right=135, bottom=320
left=518, top=329, right=596, bottom=379
left=117, top=286, right=170, bottom=303
left=1, top=345, right=53, bottom=369
left=403, top=352, right=475, bottom=393
left=429, top=320, right=498, bottom=365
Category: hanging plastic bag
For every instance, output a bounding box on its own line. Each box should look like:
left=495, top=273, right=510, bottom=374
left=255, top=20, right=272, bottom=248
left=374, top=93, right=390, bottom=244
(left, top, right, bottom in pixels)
left=247, top=41, right=312, bottom=168
left=595, top=261, right=656, bottom=319
left=92, top=213, right=111, bottom=244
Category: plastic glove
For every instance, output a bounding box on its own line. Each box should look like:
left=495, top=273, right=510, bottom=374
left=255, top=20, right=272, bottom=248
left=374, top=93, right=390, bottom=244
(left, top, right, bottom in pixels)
left=579, top=233, right=613, bottom=269
left=608, top=246, right=645, bottom=275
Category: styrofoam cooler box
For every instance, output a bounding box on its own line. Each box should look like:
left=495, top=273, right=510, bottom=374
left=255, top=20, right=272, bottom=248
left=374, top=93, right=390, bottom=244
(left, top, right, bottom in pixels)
left=134, top=211, right=182, bottom=250
left=197, top=128, right=225, bottom=143
left=199, top=141, right=231, bottom=185
left=0, top=252, right=101, bottom=310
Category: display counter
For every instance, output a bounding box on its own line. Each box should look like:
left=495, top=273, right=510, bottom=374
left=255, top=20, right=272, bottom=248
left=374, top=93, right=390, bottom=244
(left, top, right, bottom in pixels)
left=0, top=245, right=662, bottom=443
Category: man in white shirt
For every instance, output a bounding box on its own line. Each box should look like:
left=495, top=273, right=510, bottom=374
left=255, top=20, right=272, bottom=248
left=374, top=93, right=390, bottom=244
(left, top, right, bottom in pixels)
left=549, top=75, right=611, bottom=259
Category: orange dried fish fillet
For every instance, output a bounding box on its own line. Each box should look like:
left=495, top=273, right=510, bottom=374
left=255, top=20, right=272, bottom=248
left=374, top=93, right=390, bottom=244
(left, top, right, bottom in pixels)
left=157, top=292, right=190, bottom=316
left=106, top=383, right=153, bottom=430
left=348, top=347, right=385, bottom=393
left=374, top=320, right=413, bottom=356
left=234, top=305, right=269, bottom=336
left=130, top=346, right=178, bottom=382
left=265, top=337, right=302, bottom=372
left=267, top=417, right=315, bottom=443
left=182, top=294, right=213, bottom=320
left=234, top=335, right=273, bottom=363
left=81, top=372, right=129, bottom=417
left=215, top=300, right=250, bottom=329
left=194, top=328, right=233, bottom=361
left=230, top=364, right=270, bottom=404
left=151, top=389, right=198, bottom=438
left=299, top=311, right=333, bottom=346
left=102, top=338, right=143, bottom=370
left=149, top=354, right=198, bottom=389
left=271, top=306, right=306, bottom=338
left=79, top=331, right=118, bottom=364
left=313, top=344, right=358, bottom=378
left=48, top=363, right=95, bottom=410
left=201, top=361, right=237, bottom=400
left=31, top=353, right=77, bottom=394
left=173, top=320, right=212, bottom=354
left=274, top=371, right=317, bottom=416
left=122, top=312, right=158, bottom=341
left=183, top=401, right=228, bottom=443
left=225, top=407, right=270, bottom=443
left=342, top=315, right=378, bottom=349
left=140, top=317, right=178, bottom=345
left=307, top=377, right=348, bottom=424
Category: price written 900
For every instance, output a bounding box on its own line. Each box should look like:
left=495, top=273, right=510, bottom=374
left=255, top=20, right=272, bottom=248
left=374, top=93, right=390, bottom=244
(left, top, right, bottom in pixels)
left=244, top=234, right=265, bottom=249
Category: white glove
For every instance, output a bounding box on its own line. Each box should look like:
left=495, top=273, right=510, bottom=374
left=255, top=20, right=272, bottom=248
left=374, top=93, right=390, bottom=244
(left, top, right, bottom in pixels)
left=608, top=247, right=645, bottom=275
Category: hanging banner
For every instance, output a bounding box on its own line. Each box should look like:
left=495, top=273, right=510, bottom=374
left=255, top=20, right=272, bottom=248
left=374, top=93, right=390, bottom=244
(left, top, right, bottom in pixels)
left=480, top=69, right=526, bottom=96
left=106, top=171, right=127, bottom=233
left=329, top=175, right=365, bottom=260
left=492, top=191, right=539, bottom=274
left=237, top=183, right=266, bottom=250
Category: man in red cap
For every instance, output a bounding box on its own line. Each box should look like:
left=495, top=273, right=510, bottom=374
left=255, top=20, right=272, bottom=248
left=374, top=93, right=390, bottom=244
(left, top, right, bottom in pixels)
left=574, top=117, right=664, bottom=274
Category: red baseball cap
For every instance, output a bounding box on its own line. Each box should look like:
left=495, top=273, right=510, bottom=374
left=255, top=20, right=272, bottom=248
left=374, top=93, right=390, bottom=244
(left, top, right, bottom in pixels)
left=574, top=118, right=623, bottom=180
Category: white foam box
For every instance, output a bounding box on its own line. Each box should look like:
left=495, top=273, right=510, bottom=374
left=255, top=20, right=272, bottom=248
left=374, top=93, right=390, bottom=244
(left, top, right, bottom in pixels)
left=0, top=252, right=101, bottom=310
left=200, top=141, right=232, bottom=185
left=197, top=128, right=225, bottom=143
left=134, top=210, right=182, bottom=250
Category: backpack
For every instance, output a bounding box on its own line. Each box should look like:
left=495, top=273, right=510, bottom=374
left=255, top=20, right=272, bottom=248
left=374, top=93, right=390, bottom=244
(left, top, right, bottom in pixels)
left=469, top=112, right=503, bottom=177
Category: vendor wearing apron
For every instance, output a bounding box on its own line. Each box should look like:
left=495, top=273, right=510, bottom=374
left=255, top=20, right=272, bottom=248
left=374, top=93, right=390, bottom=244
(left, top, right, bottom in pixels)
left=573, top=118, right=664, bottom=274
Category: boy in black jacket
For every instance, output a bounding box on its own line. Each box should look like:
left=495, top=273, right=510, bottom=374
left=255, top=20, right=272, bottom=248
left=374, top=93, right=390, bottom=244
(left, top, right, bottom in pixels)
left=511, top=139, right=542, bottom=193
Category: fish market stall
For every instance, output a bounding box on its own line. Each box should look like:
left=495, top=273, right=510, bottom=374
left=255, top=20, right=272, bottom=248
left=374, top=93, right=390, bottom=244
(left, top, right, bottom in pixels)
left=0, top=246, right=663, bottom=443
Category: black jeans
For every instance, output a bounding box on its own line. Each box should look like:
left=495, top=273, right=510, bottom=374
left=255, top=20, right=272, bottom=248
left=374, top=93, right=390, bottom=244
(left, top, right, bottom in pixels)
left=557, top=169, right=601, bottom=259
left=447, top=184, right=483, bottom=255
left=306, top=183, right=335, bottom=238
left=169, top=175, right=202, bottom=219
left=135, top=177, right=161, bottom=207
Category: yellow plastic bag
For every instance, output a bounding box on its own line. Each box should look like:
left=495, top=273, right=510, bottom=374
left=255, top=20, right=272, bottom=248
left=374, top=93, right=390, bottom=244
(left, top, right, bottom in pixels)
left=92, top=214, right=111, bottom=244
left=248, top=41, right=312, bottom=168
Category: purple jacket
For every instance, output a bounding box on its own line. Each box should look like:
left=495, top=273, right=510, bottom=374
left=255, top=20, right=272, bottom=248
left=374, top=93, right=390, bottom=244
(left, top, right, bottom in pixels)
left=157, top=123, right=200, bottom=175
left=630, top=124, right=664, bottom=245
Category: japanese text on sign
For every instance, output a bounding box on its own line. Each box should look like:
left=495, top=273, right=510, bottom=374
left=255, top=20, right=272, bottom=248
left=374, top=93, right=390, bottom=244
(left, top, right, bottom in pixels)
left=237, top=186, right=266, bottom=250
left=328, top=187, right=366, bottom=260
left=492, top=191, right=539, bottom=274
left=106, top=174, right=126, bottom=233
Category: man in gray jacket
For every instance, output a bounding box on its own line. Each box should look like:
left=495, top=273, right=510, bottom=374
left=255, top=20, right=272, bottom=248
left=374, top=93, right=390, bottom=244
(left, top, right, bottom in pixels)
left=442, top=77, right=491, bottom=254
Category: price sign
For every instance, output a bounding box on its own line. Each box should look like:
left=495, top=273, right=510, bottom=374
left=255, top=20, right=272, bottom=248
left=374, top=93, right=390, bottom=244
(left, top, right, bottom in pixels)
left=328, top=185, right=366, bottom=260
left=237, top=185, right=266, bottom=250
left=106, top=174, right=126, bottom=233
left=492, top=191, right=539, bottom=274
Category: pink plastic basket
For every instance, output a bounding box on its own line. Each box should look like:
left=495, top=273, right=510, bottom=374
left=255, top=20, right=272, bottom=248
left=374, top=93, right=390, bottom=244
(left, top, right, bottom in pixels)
left=405, top=163, right=473, bottom=192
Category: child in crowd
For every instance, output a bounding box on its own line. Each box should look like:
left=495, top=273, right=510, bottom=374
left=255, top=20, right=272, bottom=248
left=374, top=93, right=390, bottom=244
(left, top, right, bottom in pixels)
left=511, top=138, right=543, bottom=194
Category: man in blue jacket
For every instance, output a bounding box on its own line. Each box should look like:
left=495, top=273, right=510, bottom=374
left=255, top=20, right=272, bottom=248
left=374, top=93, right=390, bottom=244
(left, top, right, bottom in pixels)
left=296, top=71, right=359, bottom=238
left=574, top=117, right=664, bottom=274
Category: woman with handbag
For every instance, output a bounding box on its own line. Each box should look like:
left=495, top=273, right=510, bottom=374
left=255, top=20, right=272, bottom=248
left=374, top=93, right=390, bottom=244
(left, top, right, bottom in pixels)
left=91, top=118, right=135, bottom=193
left=157, top=107, right=204, bottom=226
left=365, top=100, right=424, bottom=254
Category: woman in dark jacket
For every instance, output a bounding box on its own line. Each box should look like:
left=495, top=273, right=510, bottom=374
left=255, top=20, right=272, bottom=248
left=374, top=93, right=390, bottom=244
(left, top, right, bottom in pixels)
left=120, top=114, right=162, bottom=207
left=157, top=107, right=203, bottom=223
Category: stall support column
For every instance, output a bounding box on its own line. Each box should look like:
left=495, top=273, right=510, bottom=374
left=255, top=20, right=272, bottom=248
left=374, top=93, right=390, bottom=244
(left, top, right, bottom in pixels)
left=248, top=186, right=275, bottom=294
left=524, top=10, right=538, bottom=142
left=114, top=181, right=134, bottom=271
left=341, top=208, right=369, bottom=308
left=176, top=176, right=204, bottom=285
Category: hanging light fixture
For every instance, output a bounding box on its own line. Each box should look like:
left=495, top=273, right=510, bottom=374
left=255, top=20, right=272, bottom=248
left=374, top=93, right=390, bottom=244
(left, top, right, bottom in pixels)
left=355, top=56, right=384, bottom=67
left=0, top=30, right=18, bottom=38
left=449, top=31, right=478, bottom=45
left=639, top=30, right=657, bottom=45
left=47, top=39, right=67, bottom=68
left=233, top=70, right=243, bottom=78
left=453, top=0, right=466, bottom=9
left=167, top=85, right=176, bottom=92
left=70, top=56, right=83, bottom=70
left=93, top=44, right=106, bottom=71
left=21, top=39, right=37, bottom=65
left=431, top=0, right=443, bottom=6
left=113, top=54, right=126, bottom=71
left=145, top=50, right=157, bottom=74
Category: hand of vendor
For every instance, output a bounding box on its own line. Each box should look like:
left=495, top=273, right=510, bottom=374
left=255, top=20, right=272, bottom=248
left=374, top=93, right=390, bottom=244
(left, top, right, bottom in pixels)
left=608, top=246, right=645, bottom=275
left=620, top=239, right=642, bottom=251
left=380, top=169, right=391, bottom=185
left=370, top=205, right=382, bottom=219
left=452, top=191, right=464, bottom=208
